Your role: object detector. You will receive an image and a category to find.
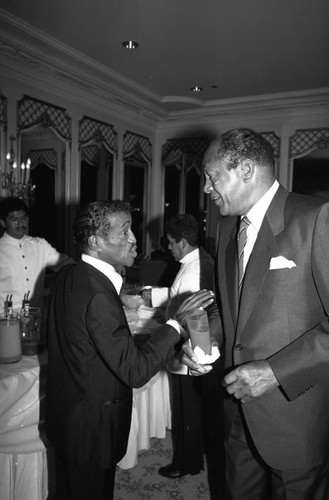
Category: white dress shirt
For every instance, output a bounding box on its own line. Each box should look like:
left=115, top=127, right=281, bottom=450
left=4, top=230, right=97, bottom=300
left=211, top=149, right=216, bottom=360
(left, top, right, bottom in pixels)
left=81, top=254, right=123, bottom=294
left=165, top=247, right=203, bottom=375
left=242, top=180, right=279, bottom=273
left=0, top=232, right=72, bottom=312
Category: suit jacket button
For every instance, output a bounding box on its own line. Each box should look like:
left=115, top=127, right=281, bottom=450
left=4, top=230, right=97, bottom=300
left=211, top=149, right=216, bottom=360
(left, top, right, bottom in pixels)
left=235, top=343, right=244, bottom=351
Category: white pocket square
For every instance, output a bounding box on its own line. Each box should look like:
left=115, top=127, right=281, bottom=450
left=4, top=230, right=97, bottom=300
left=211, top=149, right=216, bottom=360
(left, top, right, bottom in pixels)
left=269, top=256, right=296, bottom=270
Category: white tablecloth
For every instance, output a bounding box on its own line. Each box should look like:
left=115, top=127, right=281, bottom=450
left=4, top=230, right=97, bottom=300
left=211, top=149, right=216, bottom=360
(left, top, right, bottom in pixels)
left=0, top=348, right=172, bottom=496
left=0, top=353, right=49, bottom=500
left=118, top=369, right=171, bottom=469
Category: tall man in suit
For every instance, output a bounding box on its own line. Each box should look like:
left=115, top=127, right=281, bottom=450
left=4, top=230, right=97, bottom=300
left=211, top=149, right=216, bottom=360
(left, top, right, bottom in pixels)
left=182, top=128, right=329, bottom=499
left=45, top=200, right=214, bottom=500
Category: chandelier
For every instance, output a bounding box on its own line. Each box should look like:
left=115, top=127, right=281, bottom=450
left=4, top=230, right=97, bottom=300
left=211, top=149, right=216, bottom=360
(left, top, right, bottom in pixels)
left=1, top=135, right=35, bottom=203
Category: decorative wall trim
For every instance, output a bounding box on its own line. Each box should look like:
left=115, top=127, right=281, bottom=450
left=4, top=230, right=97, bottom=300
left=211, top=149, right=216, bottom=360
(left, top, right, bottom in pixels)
left=289, top=128, right=329, bottom=159
left=17, top=95, right=71, bottom=141
left=123, top=131, right=152, bottom=163
left=1, top=10, right=328, bottom=126
left=162, top=137, right=210, bottom=174
left=162, top=133, right=280, bottom=171
left=79, top=116, right=117, bottom=154
left=29, top=148, right=57, bottom=170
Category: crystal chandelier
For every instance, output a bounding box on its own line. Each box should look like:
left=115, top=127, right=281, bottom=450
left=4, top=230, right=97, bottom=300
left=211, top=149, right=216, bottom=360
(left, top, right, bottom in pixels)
left=1, top=135, right=35, bottom=203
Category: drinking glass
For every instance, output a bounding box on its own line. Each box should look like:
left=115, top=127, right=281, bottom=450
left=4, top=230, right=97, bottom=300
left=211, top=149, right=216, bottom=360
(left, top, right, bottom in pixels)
left=0, top=313, right=22, bottom=363
left=186, top=307, right=212, bottom=355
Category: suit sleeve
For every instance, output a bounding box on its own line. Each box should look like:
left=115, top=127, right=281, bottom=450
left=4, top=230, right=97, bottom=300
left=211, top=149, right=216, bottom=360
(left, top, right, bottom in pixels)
left=268, top=203, right=329, bottom=400
left=85, top=291, right=180, bottom=388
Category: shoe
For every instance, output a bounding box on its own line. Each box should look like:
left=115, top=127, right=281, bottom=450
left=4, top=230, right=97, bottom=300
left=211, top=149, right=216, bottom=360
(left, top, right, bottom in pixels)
left=158, top=463, right=186, bottom=478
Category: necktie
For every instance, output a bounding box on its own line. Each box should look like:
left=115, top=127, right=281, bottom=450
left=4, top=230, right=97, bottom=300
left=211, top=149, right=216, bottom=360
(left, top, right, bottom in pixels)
left=237, top=216, right=250, bottom=296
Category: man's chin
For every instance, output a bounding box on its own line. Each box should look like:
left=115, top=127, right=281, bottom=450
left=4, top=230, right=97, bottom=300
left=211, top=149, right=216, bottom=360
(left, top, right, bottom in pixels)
left=12, top=232, right=25, bottom=239
left=126, top=254, right=136, bottom=267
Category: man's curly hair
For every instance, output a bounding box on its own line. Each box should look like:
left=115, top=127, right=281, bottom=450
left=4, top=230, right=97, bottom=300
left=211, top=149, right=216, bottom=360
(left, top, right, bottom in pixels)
left=73, top=200, right=131, bottom=252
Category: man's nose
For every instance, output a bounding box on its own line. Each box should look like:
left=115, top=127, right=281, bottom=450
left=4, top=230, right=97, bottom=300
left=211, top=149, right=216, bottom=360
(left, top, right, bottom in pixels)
left=128, top=230, right=136, bottom=243
left=204, top=178, right=213, bottom=194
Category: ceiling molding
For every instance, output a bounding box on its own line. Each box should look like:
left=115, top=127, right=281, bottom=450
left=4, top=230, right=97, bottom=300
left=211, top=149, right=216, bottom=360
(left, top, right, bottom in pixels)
left=0, top=8, right=328, bottom=128
left=0, top=9, right=168, bottom=121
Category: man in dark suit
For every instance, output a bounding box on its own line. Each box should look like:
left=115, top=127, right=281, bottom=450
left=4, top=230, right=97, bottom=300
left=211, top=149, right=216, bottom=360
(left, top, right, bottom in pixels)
left=45, top=200, right=214, bottom=500
left=182, top=128, right=329, bottom=499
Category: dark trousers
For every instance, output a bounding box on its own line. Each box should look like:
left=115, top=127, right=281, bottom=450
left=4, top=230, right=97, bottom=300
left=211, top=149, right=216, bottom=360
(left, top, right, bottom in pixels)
left=200, top=362, right=226, bottom=500
left=170, top=358, right=226, bottom=499
left=226, top=407, right=329, bottom=500
left=170, top=372, right=204, bottom=474
left=53, top=450, right=116, bottom=500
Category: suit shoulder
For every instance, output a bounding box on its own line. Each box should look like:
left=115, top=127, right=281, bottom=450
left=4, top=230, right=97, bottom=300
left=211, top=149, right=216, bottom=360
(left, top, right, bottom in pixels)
left=286, top=192, right=329, bottom=218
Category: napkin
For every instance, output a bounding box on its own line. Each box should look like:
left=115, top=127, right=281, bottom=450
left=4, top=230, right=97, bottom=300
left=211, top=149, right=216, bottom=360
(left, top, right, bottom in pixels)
left=190, top=340, right=220, bottom=365
left=269, top=256, right=296, bottom=270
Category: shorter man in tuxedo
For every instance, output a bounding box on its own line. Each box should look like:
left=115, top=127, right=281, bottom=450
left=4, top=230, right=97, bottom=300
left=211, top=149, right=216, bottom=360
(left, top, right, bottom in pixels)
left=45, top=200, right=214, bottom=500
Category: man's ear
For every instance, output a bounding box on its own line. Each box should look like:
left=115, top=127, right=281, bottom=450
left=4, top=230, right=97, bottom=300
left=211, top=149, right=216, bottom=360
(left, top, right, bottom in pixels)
left=180, top=237, right=187, bottom=249
left=87, top=234, right=101, bottom=252
left=239, top=158, right=255, bottom=183
left=0, top=219, right=5, bottom=229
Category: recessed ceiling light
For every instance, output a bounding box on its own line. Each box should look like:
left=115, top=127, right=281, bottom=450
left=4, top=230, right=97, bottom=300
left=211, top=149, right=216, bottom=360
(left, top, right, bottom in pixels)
left=190, top=86, right=203, bottom=93
left=122, top=40, right=139, bottom=49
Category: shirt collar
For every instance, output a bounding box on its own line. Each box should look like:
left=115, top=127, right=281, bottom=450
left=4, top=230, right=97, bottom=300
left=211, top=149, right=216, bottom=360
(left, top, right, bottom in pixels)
left=245, top=180, right=279, bottom=232
left=81, top=254, right=123, bottom=295
left=180, top=247, right=199, bottom=265
left=2, top=232, right=27, bottom=244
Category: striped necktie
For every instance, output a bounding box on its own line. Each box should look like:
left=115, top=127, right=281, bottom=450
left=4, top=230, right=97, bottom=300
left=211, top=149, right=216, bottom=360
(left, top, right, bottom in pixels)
left=237, top=216, right=251, bottom=296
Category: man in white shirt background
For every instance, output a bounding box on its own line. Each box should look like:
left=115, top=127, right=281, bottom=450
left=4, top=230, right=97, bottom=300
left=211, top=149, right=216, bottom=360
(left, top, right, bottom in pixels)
left=0, top=197, right=73, bottom=313
left=156, top=214, right=225, bottom=500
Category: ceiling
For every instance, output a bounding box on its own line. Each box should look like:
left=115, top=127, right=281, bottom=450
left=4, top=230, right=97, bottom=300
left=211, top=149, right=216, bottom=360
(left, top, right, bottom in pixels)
left=0, top=0, right=328, bottom=114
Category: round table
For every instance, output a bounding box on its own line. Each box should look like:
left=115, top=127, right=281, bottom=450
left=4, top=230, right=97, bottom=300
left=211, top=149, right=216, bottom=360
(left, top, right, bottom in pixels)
left=0, top=352, right=51, bottom=500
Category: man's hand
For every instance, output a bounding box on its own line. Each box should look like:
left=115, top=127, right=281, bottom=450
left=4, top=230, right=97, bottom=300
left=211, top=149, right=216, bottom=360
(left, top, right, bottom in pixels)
left=181, top=339, right=214, bottom=376
left=223, top=360, right=279, bottom=403
left=173, top=290, right=215, bottom=327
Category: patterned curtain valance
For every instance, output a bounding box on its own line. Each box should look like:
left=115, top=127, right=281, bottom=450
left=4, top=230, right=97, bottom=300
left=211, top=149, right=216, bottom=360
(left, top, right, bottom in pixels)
left=17, top=95, right=71, bottom=142
left=162, top=136, right=211, bottom=173
left=28, top=148, right=57, bottom=171
left=123, top=131, right=152, bottom=163
left=289, top=128, right=329, bottom=159
left=81, top=145, right=101, bottom=167
left=79, top=116, right=117, bottom=154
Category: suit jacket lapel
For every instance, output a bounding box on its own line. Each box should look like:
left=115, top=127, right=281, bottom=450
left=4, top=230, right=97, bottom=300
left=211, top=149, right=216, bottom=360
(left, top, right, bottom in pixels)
left=217, top=216, right=239, bottom=329
left=236, top=185, right=288, bottom=336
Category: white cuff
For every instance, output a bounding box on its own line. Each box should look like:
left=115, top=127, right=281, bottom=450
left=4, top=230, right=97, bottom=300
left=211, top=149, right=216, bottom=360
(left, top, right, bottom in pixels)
left=166, top=318, right=185, bottom=336
left=151, top=287, right=169, bottom=307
